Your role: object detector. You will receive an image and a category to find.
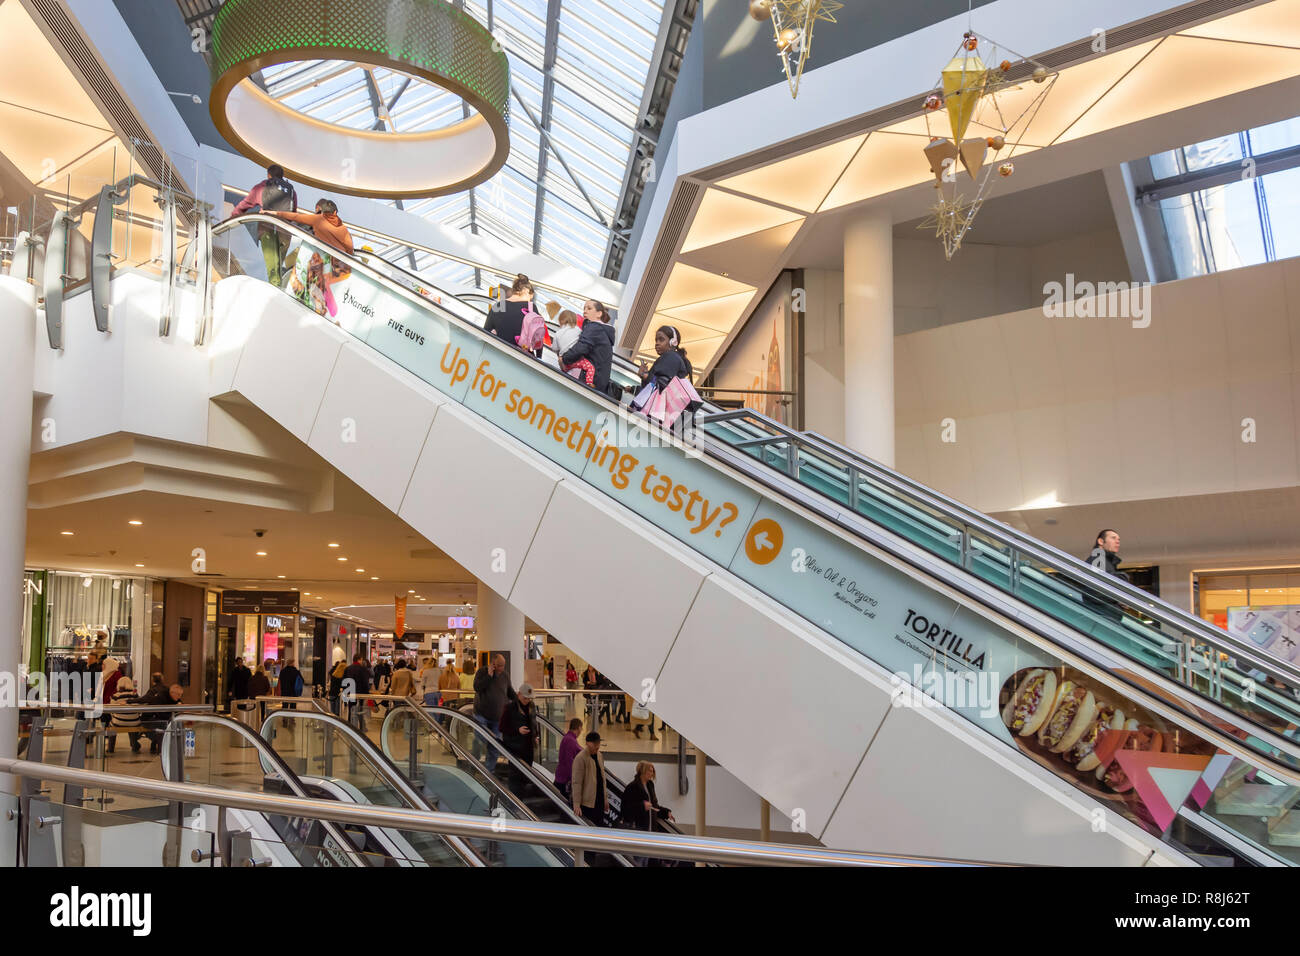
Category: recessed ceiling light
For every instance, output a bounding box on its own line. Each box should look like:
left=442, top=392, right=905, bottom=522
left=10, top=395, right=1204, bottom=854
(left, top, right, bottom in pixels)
left=128, top=520, right=143, bottom=526
left=277, top=575, right=286, bottom=579
left=135, top=563, right=145, bottom=568
left=304, top=591, right=311, bottom=595
left=338, top=557, right=347, bottom=562
left=371, top=577, right=379, bottom=581
left=60, top=531, right=74, bottom=536
left=328, top=543, right=340, bottom=548
left=355, top=568, right=365, bottom=573
left=408, top=589, right=415, bottom=593
left=256, top=551, right=267, bottom=557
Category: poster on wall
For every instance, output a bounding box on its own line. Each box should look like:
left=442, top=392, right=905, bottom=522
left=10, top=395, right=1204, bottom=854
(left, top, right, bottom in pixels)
left=1226, top=606, right=1300, bottom=667
left=710, top=273, right=793, bottom=424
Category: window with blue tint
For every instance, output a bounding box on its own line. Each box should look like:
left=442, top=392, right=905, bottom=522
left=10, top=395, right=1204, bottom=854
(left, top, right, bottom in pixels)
left=1140, top=114, right=1300, bottom=279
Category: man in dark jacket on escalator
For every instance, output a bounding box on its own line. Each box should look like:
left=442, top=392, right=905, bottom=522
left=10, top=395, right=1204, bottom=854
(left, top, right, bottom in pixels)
left=562, top=299, right=616, bottom=396
left=1084, top=529, right=1128, bottom=623
left=499, top=684, right=536, bottom=790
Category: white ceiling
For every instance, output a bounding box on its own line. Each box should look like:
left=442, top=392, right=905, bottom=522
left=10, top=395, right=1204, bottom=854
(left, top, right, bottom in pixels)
left=25, top=486, right=481, bottom=627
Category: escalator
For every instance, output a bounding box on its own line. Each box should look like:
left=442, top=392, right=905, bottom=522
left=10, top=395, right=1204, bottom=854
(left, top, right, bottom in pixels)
left=255, top=708, right=487, bottom=865
left=377, top=701, right=629, bottom=866
left=202, top=213, right=1300, bottom=865
left=160, top=713, right=372, bottom=867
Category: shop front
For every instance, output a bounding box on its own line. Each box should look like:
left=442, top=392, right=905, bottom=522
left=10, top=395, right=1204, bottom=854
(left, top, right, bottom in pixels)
left=1195, top=566, right=1300, bottom=671
left=22, top=569, right=149, bottom=696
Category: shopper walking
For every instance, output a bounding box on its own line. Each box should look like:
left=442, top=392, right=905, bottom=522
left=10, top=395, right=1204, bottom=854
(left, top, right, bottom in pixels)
left=499, top=683, right=536, bottom=789
left=278, top=659, right=303, bottom=709
left=328, top=658, right=346, bottom=716
left=105, top=675, right=140, bottom=755
left=229, top=657, right=251, bottom=712
left=554, top=717, right=583, bottom=802
left=459, top=659, right=477, bottom=703
left=343, top=655, right=372, bottom=733
left=619, top=761, right=675, bottom=866
left=230, top=163, right=298, bottom=284
left=570, top=732, right=609, bottom=826
left=390, top=659, right=416, bottom=699
left=247, top=663, right=271, bottom=700
left=418, top=658, right=440, bottom=707
left=438, top=659, right=461, bottom=707
left=473, top=654, right=514, bottom=771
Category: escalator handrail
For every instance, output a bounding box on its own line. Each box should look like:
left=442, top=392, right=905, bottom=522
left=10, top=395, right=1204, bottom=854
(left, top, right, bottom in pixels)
left=210, top=215, right=1300, bottom=780
left=799, top=424, right=1300, bottom=687
left=164, top=712, right=367, bottom=867
left=416, top=704, right=593, bottom=826
left=377, top=703, right=552, bottom=831
left=418, top=705, right=635, bottom=867
left=701, top=407, right=1300, bottom=693
left=258, top=707, right=486, bottom=867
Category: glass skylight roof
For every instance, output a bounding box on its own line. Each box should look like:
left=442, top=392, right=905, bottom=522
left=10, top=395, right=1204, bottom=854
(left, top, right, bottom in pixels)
left=246, top=0, right=667, bottom=286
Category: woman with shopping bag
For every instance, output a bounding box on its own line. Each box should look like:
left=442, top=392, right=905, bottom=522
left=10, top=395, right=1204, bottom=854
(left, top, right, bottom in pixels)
left=632, top=325, right=701, bottom=429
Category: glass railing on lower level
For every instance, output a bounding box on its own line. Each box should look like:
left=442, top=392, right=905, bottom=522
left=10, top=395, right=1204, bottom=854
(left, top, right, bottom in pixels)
left=206, top=215, right=1300, bottom=864
left=258, top=709, right=477, bottom=867
left=2, top=757, right=924, bottom=867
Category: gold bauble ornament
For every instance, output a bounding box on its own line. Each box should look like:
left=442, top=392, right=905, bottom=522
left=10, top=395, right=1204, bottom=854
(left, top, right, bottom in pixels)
left=998, top=162, right=1015, bottom=177
left=777, top=27, right=800, bottom=52
left=748, top=0, right=773, bottom=21
left=1032, top=66, right=1048, bottom=83
left=986, top=135, right=1006, bottom=150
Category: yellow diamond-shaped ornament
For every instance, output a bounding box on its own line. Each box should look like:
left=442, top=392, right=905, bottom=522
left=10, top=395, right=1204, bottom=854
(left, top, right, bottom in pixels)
left=942, top=52, right=987, bottom=143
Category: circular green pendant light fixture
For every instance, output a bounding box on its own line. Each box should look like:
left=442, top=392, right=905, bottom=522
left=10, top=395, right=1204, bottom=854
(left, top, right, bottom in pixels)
left=209, top=0, right=510, bottom=199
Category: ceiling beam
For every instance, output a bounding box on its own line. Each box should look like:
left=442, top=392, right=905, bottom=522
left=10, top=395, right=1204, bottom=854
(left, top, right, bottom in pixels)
left=531, top=0, right=564, bottom=255
left=602, top=0, right=697, bottom=280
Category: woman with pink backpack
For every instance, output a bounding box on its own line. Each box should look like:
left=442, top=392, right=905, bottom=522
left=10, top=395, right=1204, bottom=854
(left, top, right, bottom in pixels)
left=484, top=274, right=543, bottom=357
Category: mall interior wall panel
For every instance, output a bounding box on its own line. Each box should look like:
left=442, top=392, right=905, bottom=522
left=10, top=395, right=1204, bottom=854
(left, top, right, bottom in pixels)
left=819, top=694, right=1168, bottom=866
left=308, top=341, right=444, bottom=515
left=892, top=255, right=1300, bottom=516
left=28, top=285, right=126, bottom=451
left=223, top=278, right=351, bottom=443
left=162, top=579, right=205, bottom=704
left=509, top=478, right=714, bottom=699
left=397, top=401, right=566, bottom=598
left=120, top=280, right=214, bottom=446
left=655, top=572, right=895, bottom=839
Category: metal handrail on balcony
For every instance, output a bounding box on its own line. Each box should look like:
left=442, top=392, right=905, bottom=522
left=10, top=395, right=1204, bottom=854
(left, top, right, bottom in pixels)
left=0, top=757, right=981, bottom=867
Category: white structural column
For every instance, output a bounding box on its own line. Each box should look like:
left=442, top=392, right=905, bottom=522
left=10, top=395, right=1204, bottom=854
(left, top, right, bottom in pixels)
left=0, top=279, right=35, bottom=795
left=842, top=212, right=895, bottom=468
left=476, top=580, right=524, bottom=687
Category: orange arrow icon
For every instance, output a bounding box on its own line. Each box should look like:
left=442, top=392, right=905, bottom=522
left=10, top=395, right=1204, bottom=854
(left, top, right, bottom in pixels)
left=744, top=518, right=784, bottom=565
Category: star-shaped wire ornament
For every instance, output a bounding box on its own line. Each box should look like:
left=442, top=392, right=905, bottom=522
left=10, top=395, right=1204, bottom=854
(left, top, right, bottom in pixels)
left=916, top=32, right=1057, bottom=259
left=764, top=0, right=844, bottom=99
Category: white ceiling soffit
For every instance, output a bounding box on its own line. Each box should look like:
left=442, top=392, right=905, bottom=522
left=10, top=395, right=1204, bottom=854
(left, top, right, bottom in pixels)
left=624, top=0, right=1300, bottom=372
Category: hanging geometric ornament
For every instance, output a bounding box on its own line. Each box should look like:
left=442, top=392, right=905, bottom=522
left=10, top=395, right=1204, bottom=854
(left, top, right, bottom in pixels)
left=748, top=0, right=845, bottom=99
left=917, top=31, right=1057, bottom=259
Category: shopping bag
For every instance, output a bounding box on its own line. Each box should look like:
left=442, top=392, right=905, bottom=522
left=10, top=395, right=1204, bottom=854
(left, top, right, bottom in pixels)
left=643, top=388, right=670, bottom=424
left=631, top=701, right=650, bottom=720
left=630, top=380, right=656, bottom=411
left=657, top=376, right=698, bottom=427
